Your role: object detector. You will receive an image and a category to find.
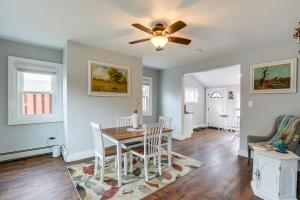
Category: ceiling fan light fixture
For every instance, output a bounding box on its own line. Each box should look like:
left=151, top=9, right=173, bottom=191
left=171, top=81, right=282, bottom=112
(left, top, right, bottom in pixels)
left=129, top=20, right=191, bottom=51
left=151, top=36, right=168, bottom=50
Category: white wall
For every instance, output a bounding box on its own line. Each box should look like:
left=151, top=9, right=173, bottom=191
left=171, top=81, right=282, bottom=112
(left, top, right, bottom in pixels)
left=0, top=39, right=63, bottom=161
left=159, top=42, right=300, bottom=155
left=64, top=41, right=142, bottom=160
left=183, top=74, right=206, bottom=127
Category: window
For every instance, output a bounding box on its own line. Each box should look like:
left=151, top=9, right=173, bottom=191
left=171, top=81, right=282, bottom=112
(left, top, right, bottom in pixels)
left=142, top=77, right=152, bottom=116
left=8, top=56, right=62, bottom=125
left=185, top=88, right=198, bottom=104
left=210, top=92, right=223, bottom=98
left=22, top=72, right=53, bottom=115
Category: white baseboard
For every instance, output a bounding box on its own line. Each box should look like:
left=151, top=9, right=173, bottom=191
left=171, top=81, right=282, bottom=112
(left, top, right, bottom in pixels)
left=63, top=149, right=94, bottom=162
left=172, top=134, right=186, bottom=140
left=238, top=148, right=248, bottom=158
left=193, top=124, right=208, bottom=128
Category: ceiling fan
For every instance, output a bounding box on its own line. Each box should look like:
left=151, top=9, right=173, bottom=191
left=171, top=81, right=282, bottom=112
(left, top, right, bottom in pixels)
left=129, top=20, right=191, bottom=51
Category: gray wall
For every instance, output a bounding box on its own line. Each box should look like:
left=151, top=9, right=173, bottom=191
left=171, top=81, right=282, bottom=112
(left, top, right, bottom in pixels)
left=64, top=41, right=143, bottom=156
left=160, top=41, right=300, bottom=153
left=183, top=74, right=206, bottom=127
left=0, top=39, right=63, bottom=161
left=143, top=67, right=160, bottom=123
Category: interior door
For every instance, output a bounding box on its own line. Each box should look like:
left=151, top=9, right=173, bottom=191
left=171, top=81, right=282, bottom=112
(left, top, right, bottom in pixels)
left=206, top=88, right=226, bottom=127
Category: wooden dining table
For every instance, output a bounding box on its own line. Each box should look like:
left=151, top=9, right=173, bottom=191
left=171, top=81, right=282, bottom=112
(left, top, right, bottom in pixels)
left=101, top=126, right=173, bottom=186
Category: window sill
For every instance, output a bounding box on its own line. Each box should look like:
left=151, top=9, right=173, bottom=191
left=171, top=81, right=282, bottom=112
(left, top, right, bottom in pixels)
left=8, top=116, right=63, bottom=126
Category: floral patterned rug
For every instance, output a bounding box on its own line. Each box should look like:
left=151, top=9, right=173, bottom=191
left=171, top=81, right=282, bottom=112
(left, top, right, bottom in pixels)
left=67, top=150, right=203, bottom=200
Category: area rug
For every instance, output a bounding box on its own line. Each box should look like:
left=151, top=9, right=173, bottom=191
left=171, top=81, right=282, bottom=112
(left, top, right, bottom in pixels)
left=67, top=150, right=203, bottom=200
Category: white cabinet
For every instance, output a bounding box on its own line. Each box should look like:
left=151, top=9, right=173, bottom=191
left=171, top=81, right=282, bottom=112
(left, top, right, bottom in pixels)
left=251, top=147, right=299, bottom=200
left=183, top=114, right=193, bottom=138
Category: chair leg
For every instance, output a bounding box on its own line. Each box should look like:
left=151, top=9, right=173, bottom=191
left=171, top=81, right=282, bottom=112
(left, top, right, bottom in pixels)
left=124, top=152, right=128, bottom=176
left=129, top=153, right=133, bottom=173
left=153, top=155, right=157, bottom=166
left=158, top=154, right=162, bottom=176
left=144, top=158, right=149, bottom=182
left=100, top=158, right=105, bottom=184
left=247, top=147, right=251, bottom=165
left=94, top=156, right=98, bottom=176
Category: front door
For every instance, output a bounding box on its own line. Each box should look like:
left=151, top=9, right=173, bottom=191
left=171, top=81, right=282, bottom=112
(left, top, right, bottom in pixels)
left=206, top=88, right=226, bottom=128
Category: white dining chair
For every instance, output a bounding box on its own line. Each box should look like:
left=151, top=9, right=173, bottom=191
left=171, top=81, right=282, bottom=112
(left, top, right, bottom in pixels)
left=115, top=116, right=144, bottom=173
left=159, top=116, right=172, bottom=148
left=116, top=116, right=132, bottom=127
left=129, top=123, right=163, bottom=182
left=90, top=122, right=127, bottom=183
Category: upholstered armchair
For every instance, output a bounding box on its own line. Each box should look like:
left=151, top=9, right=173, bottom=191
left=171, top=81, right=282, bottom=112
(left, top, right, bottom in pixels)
left=247, top=117, right=300, bottom=165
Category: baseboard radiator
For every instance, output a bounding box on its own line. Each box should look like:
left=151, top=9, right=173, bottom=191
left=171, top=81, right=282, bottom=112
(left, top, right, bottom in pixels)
left=0, top=145, right=55, bottom=163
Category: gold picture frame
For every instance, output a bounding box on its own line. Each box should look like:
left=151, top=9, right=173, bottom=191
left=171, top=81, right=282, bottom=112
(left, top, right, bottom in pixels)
left=88, top=60, right=131, bottom=97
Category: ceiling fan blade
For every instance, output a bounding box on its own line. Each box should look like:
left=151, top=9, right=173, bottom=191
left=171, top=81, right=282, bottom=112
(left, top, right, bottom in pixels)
left=132, top=23, right=152, bottom=34
left=168, top=36, right=191, bottom=45
left=164, top=21, right=187, bottom=34
left=129, top=38, right=150, bottom=44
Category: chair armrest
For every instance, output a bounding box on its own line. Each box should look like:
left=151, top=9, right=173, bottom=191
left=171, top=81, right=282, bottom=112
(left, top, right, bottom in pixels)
left=247, top=135, right=272, bottom=144
left=287, top=125, right=300, bottom=152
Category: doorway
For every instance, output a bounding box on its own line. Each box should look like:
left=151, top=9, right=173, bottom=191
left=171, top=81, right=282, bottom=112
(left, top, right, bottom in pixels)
left=182, top=64, right=241, bottom=139
left=206, top=88, right=226, bottom=128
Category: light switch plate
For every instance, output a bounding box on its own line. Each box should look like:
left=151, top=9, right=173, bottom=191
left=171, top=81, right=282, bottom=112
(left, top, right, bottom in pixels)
left=248, top=100, right=254, bottom=108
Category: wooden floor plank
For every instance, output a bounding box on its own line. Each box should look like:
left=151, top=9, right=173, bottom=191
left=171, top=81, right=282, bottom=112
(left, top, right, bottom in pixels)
left=0, top=129, right=294, bottom=199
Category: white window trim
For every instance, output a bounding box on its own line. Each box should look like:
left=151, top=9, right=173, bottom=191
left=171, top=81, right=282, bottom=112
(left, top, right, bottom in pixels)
left=142, top=76, right=152, bottom=117
left=8, top=56, right=63, bottom=125
left=184, top=87, right=199, bottom=104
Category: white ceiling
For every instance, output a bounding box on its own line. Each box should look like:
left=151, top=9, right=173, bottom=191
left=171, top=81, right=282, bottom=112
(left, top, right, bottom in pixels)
left=191, top=65, right=240, bottom=88
left=0, top=0, right=299, bottom=69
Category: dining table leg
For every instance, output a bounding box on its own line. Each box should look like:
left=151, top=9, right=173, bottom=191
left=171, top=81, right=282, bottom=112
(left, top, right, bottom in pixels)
left=167, top=133, right=172, bottom=167
left=116, top=142, right=122, bottom=187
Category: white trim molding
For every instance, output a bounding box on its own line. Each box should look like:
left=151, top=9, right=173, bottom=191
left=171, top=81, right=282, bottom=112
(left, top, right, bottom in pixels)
left=172, top=133, right=187, bottom=140
left=238, top=148, right=248, bottom=157
left=63, top=149, right=94, bottom=162
left=142, top=76, right=153, bottom=116
left=8, top=56, right=63, bottom=125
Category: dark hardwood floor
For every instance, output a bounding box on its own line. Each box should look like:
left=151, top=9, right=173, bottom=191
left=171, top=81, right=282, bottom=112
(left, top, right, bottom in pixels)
left=0, top=129, right=276, bottom=200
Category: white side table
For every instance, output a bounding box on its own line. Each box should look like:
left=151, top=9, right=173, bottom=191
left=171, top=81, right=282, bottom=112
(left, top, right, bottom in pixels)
left=251, top=147, right=300, bottom=200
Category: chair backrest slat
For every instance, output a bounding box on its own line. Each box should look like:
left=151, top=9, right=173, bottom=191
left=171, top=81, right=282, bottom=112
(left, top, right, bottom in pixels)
left=159, top=116, right=172, bottom=129
left=90, top=122, right=104, bottom=160
left=143, top=123, right=163, bottom=156
left=116, top=116, right=133, bottom=127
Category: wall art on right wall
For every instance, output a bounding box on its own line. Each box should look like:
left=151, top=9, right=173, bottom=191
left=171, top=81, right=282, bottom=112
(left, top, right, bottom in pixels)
left=250, top=58, right=297, bottom=94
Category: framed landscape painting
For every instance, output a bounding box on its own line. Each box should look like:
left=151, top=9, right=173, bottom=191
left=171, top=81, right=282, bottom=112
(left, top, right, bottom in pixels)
left=88, top=60, right=130, bottom=97
left=250, top=58, right=297, bottom=94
